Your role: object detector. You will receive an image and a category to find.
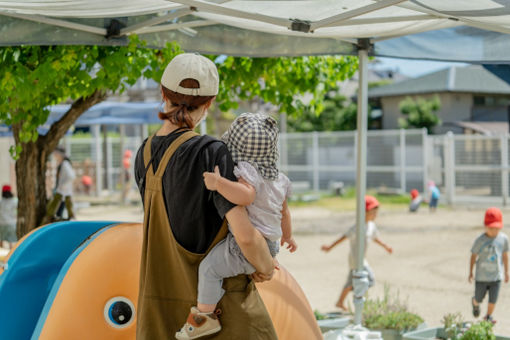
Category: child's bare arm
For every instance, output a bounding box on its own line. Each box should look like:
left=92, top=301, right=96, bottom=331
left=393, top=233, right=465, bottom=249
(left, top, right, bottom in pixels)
left=469, top=253, right=477, bottom=283
left=374, top=238, right=393, bottom=254
left=503, top=252, right=509, bottom=283
left=321, top=235, right=347, bottom=252
left=203, top=166, right=256, bottom=206
left=280, top=199, right=297, bottom=252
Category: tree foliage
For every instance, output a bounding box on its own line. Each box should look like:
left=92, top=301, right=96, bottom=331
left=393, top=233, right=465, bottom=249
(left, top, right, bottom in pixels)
left=398, top=95, right=441, bottom=133
left=0, top=37, right=358, bottom=235
left=287, top=91, right=358, bottom=132
left=0, top=37, right=182, bottom=158
left=215, top=56, right=358, bottom=116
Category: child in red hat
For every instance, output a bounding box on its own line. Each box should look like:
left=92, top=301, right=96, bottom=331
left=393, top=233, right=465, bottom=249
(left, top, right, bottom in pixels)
left=321, top=195, right=393, bottom=311
left=469, top=207, right=509, bottom=324
left=409, top=189, right=422, bottom=213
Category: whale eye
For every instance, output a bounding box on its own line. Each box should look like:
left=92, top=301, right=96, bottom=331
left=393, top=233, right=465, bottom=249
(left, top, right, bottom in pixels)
left=104, top=297, right=135, bottom=329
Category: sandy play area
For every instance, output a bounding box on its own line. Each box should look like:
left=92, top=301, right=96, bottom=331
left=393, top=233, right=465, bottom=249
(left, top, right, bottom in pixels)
left=76, top=202, right=510, bottom=335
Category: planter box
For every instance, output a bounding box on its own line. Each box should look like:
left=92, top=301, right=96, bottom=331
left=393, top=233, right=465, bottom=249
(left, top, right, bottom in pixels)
left=376, top=323, right=427, bottom=340
left=318, top=317, right=351, bottom=333
left=403, top=327, right=510, bottom=340
left=379, top=329, right=403, bottom=340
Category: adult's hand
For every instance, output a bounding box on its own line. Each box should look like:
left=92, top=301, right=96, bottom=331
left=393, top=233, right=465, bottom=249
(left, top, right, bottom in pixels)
left=226, top=206, right=274, bottom=275
left=251, top=270, right=274, bottom=283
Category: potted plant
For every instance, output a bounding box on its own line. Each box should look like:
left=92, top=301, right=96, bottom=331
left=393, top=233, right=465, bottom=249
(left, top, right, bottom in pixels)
left=403, top=312, right=510, bottom=340
left=362, top=286, right=425, bottom=340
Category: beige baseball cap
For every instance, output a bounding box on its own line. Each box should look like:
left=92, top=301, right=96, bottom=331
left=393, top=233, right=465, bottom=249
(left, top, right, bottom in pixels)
left=161, top=53, right=219, bottom=96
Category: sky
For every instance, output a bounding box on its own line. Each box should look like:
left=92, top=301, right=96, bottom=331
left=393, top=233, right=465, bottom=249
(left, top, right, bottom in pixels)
left=371, top=57, right=468, bottom=78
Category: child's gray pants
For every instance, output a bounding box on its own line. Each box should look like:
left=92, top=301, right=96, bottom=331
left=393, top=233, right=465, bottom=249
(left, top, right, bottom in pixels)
left=198, top=232, right=277, bottom=305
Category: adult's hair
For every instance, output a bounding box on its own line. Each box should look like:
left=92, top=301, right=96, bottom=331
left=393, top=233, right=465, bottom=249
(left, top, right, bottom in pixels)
left=2, top=191, right=13, bottom=199
left=159, top=79, right=215, bottom=129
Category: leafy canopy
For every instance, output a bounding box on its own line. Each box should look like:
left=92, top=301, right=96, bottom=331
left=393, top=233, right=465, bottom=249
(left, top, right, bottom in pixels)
left=216, top=56, right=358, bottom=117
left=398, top=95, right=441, bottom=133
left=286, top=91, right=358, bottom=132
left=0, top=36, right=182, bottom=158
left=0, top=36, right=358, bottom=158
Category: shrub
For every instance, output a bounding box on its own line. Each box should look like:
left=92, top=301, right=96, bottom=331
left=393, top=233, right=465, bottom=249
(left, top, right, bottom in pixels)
left=362, top=285, right=423, bottom=331
left=314, top=310, right=326, bottom=320
left=461, top=321, right=495, bottom=340
left=441, top=313, right=495, bottom=340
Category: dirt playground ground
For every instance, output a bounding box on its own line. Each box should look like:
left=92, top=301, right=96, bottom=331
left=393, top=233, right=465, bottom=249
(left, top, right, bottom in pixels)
left=77, top=202, right=510, bottom=335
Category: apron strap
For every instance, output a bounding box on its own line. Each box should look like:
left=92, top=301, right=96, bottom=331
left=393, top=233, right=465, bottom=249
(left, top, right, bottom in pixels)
left=143, top=134, right=155, bottom=171
left=154, top=131, right=198, bottom=177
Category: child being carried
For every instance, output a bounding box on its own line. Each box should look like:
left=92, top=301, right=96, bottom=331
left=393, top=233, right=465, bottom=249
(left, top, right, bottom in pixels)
left=176, top=113, right=297, bottom=340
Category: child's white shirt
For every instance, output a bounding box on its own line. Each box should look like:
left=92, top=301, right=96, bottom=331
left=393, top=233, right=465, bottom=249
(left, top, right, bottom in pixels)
left=233, top=161, right=291, bottom=242
left=0, top=197, right=17, bottom=227
left=344, top=221, right=380, bottom=269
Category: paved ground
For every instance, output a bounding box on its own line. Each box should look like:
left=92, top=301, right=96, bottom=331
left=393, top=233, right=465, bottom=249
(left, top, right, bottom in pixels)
left=76, top=203, right=510, bottom=335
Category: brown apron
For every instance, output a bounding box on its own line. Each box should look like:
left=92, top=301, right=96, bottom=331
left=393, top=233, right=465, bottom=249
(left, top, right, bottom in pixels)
left=136, top=131, right=277, bottom=340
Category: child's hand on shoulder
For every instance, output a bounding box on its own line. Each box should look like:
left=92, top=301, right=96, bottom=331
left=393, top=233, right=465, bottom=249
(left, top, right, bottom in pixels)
left=203, top=166, right=221, bottom=191
left=281, top=236, right=297, bottom=253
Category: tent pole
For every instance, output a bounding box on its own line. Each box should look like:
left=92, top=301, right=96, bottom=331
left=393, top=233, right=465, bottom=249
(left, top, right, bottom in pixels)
left=353, top=39, right=369, bottom=327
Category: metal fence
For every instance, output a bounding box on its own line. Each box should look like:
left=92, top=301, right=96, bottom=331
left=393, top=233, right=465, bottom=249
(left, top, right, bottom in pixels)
left=279, top=129, right=428, bottom=195
left=63, top=128, right=510, bottom=205
left=62, top=135, right=143, bottom=196
left=428, top=132, right=510, bottom=205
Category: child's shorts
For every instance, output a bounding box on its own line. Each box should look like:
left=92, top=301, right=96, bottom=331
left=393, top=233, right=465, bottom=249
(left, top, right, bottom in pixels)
left=474, top=281, right=501, bottom=304
left=198, top=232, right=278, bottom=305
left=429, top=197, right=438, bottom=208
left=343, top=264, right=375, bottom=290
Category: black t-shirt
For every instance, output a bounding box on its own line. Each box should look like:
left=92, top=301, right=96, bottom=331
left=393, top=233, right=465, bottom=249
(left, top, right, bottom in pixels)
left=135, top=130, right=237, bottom=254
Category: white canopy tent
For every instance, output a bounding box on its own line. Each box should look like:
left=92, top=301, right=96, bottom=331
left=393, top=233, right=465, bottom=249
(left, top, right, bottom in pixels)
left=1, top=1, right=510, bottom=62
left=2, top=1, right=510, bottom=336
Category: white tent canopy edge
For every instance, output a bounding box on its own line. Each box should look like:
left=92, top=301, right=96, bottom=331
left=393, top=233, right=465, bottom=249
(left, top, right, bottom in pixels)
left=2, top=1, right=510, bottom=62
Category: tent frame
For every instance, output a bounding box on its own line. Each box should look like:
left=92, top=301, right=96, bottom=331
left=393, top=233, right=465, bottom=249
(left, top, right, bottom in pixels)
left=0, top=0, right=486, bottom=40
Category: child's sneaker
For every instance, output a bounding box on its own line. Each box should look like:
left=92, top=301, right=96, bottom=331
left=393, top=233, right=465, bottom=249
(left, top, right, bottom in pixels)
left=175, top=307, right=221, bottom=339
left=471, top=297, right=480, bottom=317
left=484, top=315, right=496, bottom=324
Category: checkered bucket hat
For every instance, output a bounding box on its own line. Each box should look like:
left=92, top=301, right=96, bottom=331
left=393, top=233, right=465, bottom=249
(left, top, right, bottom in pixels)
left=222, top=113, right=279, bottom=180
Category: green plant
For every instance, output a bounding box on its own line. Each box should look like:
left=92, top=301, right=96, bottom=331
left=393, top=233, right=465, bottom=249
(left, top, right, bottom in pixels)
left=398, top=95, right=441, bottom=133
left=442, top=312, right=465, bottom=339
left=314, top=310, right=326, bottom=320
left=461, top=321, right=495, bottom=340
left=441, top=313, right=495, bottom=340
left=363, top=285, right=423, bottom=332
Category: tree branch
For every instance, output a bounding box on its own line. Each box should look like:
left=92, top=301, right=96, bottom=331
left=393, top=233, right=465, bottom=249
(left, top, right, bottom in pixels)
left=39, top=89, right=107, bottom=154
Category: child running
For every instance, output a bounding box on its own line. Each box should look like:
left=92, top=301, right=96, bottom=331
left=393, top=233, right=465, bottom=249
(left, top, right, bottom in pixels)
left=321, top=195, right=392, bottom=311
left=469, top=207, right=509, bottom=324
left=175, top=113, right=297, bottom=340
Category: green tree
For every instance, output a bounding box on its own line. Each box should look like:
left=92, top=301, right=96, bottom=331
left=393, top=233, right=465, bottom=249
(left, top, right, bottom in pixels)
left=0, top=37, right=181, bottom=236
left=398, top=96, right=441, bottom=133
left=215, top=56, right=358, bottom=115
left=1, top=39, right=357, bottom=236
left=287, top=92, right=358, bottom=132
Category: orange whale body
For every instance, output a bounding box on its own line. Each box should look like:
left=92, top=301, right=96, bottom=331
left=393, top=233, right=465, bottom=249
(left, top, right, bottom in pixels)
left=32, top=223, right=321, bottom=340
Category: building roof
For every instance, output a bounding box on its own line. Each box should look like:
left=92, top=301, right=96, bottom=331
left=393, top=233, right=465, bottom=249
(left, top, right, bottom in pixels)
left=453, top=121, right=509, bottom=136
left=368, top=65, right=510, bottom=98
